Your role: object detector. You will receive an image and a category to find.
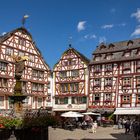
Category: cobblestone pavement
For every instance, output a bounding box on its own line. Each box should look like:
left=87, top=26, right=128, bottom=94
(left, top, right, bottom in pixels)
left=8, top=126, right=136, bottom=140
left=49, top=126, right=136, bottom=140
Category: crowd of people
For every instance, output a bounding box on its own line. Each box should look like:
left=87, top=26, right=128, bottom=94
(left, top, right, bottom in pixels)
left=118, top=117, right=140, bottom=140
left=61, top=115, right=98, bottom=133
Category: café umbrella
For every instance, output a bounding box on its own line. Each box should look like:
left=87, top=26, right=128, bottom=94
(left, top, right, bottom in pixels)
left=82, top=112, right=100, bottom=116
left=61, top=111, right=84, bottom=117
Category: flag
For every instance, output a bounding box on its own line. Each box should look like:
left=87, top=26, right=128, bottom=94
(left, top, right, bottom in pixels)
left=22, top=14, right=29, bottom=26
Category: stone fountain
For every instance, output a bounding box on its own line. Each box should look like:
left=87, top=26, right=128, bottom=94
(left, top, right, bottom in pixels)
left=9, top=56, right=29, bottom=118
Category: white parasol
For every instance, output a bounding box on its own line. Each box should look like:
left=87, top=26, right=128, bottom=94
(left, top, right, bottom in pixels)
left=61, top=111, right=84, bottom=117
left=82, top=112, right=100, bottom=116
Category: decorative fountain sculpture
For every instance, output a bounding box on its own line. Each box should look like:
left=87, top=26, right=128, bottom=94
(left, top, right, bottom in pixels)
left=9, top=55, right=29, bottom=118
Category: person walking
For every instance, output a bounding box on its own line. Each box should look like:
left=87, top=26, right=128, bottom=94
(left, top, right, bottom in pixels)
left=133, top=121, right=140, bottom=140
left=92, top=121, right=98, bottom=133
left=124, top=119, right=130, bottom=134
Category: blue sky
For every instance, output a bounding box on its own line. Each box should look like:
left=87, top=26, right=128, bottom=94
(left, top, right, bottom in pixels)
left=0, top=0, right=140, bottom=69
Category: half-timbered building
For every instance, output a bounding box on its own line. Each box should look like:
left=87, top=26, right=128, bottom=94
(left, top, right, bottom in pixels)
left=0, top=27, right=52, bottom=110
left=53, top=46, right=89, bottom=113
left=89, top=38, right=140, bottom=115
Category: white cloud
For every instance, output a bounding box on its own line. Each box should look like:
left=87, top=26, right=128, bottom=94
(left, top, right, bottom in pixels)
left=131, top=8, right=140, bottom=22
left=2, top=32, right=6, bottom=35
left=77, top=21, right=86, bottom=32
left=99, top=36, right=106, bottom=43
left=101, top=24, right=114, bottom=29
left=84, top=34, right=96, bottom=39
left=131, top=25, right=140, bottom=36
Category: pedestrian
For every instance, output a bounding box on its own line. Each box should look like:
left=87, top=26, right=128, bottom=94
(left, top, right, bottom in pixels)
left=124, top=119, right=130, bottom=134
left=133, top=121, right=140, bottom=140
left=92, top=121, right=98, bottom=133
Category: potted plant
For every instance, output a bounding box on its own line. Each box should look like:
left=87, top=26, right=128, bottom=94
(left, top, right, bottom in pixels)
left=0, top=115, right=22, bottom=140
left=14, top=111, right=59, bottom=140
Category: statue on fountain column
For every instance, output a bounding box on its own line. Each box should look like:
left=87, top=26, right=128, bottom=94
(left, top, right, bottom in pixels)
left=13, top=55, right=29, bottom=79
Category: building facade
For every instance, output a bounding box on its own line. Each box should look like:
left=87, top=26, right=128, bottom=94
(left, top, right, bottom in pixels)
left=53, top=46, right=89, bottom=113
left=0, top=27, right=52, bottom=110
left=89, top=39, right=140, bottom=115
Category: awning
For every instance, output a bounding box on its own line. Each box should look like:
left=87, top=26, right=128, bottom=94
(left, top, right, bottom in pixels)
left=114, top=108, right=140, bottom=115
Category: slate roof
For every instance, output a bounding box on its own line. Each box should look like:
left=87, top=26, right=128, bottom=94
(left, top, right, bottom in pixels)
left=90, top=38, right=140, bottom=65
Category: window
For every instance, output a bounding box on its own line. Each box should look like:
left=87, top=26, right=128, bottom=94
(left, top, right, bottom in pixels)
left=55, top=97, right=68, bottom=104
left=0, top=62, right=7, bottom=71
left=38, top=84, right=44, bottom=91
left=123, top=77, right=131, bottom=86
left=5, top=48, right=13, bottom=56
left=38, top=98, right=42, bottom=107
left=94, top=94, right=100, bottom=101
left=0, top=78, right=7, bottom=87
left=19, top=38, right=26, bottom=46
left=70, top=83, right=78, bottom=92
left=61, top=84, right=68, bottom=93
left=59, top=71, right=67, bottom=78
left=18, top=51, right=24, bottom=57
left=105, top=64, right=112, bottom=71
left=29, top=55, right=34, bottom=62
left=122, top=95, right=130, bottom=103
left=71, top=70, right=79, bottom=77
left=104, top=94, right=111, bottom=101
left=63, top=59, right=75, bottom=66
left=105, top=78, right=112, bottom=86
left=94, top=65, right=101, bottom=72
left=72, top=97, right=87, bottom=104
left=94, top=79, right=101, bottom=86
left=32, top=83, right=44, bottom=91
left=0, top=96, right=4, bottom=106
left=61, top=83, right=79, bottom=93
left=123, top=62, right=131, bottom=69
left=32, top=69, right=44, bottom=79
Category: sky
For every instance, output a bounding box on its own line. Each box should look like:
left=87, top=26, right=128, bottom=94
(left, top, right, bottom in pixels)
left=0, top=0, right=140, bottom=69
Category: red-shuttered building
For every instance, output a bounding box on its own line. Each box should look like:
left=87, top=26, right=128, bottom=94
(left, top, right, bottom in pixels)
left=89, top=39, right=140, bottom=115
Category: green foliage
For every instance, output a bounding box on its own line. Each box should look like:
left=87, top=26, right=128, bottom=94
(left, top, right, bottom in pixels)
left=22, top=114, right=59, bottom=128
left=0, top=116, right=22, bottom=129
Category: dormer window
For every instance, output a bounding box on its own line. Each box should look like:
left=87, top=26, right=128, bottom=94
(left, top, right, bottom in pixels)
left=124, top=52, right=130, bottom=57
left=105, top=53, right=113, bottom=60
left=99, top=43, right=106, bottom=50
left=94, top=56, right=101, bottom=61
left=127, top=40, right=133, bottom=46
left=108, top=43, right=115, bottom=49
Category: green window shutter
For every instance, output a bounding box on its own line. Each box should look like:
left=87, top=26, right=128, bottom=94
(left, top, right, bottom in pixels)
left=64, top=97, right=68, bottom=104
left=82, top=97, right=87, bottom=103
